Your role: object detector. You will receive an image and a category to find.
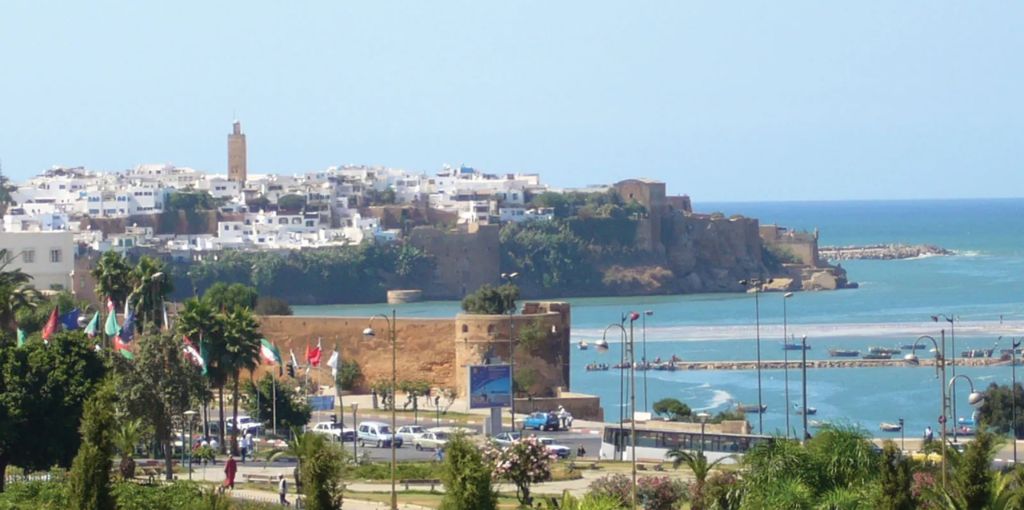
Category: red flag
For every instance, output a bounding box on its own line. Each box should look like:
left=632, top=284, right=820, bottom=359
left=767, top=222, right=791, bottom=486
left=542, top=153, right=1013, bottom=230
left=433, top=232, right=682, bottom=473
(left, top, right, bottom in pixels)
left=306, top=339, right=322, bottom=367
left=41, top=307, right=59, bottom=341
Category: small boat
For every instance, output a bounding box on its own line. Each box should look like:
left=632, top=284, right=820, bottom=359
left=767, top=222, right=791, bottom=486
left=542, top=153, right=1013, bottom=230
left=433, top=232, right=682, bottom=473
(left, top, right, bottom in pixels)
left=880, top=422, right=902, bottom=432
left=961, top=348, right=995, bottom=358
left=737, top=403, right=767, bottom=414
left=868, top=346, right=901, bottom=355
left=782, top=343, right=811, bottom=351
left=793, top=404, right=817, bottom=416
left=862, top=353, right=892, bottom=360
left=577, top=341, right=589, bottom=350
left=808, top=419, right=830, bottom=428
left=585, top=363, right=609, bottom=371
left=829, top=348, right=860, bottom=357
left=900, top=343, right=927, bottom=350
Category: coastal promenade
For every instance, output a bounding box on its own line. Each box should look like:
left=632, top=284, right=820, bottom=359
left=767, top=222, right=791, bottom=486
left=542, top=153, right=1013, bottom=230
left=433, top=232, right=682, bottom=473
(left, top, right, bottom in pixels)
left=602, top=357, right=1008, bottom=371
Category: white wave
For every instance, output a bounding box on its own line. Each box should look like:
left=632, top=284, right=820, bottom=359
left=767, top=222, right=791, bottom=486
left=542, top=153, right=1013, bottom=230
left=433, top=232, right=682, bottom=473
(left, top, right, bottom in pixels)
left=956, top=250, right=984, bottom=257
left=574, top=320, right=1024, bottom=342
left=695, top=389, right=733, bottom=411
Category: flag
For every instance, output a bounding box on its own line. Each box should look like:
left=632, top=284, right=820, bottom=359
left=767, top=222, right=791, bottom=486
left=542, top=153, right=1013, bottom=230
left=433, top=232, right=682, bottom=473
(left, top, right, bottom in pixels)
left=183, top=336, right=206, bottom=374
left=289, top=349, right=299, bottom=369
left=162, top=303, right=170, bottom=331
left=200, top=338, right=210, bottom=376
left=260, top=339, right=282, bottom=365
left=120, top=309, right=136, bottom=343
left=41, top=307, right=59, bottom=341
left=306, top=338, right=322, bottom=367
left=327, top=350, right=339, bottom=378
left=104, top=298, right=120, bottom=337
left=84, top=312, right=100, bottom=338
left=113, top=335, right=134, bottom=360
left=59, top=308, right=80, bottom=331
left=16, top=328, right=26, bottom=347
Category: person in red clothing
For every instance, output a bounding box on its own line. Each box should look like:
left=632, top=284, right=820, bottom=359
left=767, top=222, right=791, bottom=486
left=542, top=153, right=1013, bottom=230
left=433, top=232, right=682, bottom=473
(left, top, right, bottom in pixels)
left=223, top=455, right=238, bottom=491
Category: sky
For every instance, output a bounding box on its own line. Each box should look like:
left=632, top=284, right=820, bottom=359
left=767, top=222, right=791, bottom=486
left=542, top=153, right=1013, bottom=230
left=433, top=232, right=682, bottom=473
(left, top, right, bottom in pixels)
left=0, top=1, right=1021, bottom=201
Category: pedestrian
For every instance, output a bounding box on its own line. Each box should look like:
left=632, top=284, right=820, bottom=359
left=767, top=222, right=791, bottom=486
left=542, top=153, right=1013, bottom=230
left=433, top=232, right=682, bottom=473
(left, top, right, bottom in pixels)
left=246, top=431, right=256, bottom=456
left=577, top=444, right=586, bottom=458
left=240, top=436, right=248, bottom=463
left=223, top=455, right=237, bottom=491
left=924, top=426, right=934, bottom=444
left=278, top=474, right=290, bottom=506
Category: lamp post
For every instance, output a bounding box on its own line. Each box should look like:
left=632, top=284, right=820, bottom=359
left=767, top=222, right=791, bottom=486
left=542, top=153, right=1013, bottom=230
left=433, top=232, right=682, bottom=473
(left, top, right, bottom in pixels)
left=184, top=410, right=198, bottom=481
left=904, top=333, right=947, bottom=488
left=948, top=374, right=986, bottom=482
left=351, top=403, right=359, bottom=462
left=933, top=314, right=957, bottom=438
left=642, top=310, right=653, bottom=412
left=596, top=313, right=640, bottom=510
left=697, top=412, right=710, bottom=454
left=595, top=322, right=628, bottom=460
left=1013, top=337, right=1022, bottom=465
left=740, top=278, right=772, bottom=434
left=363, top=310, right=398, bottom=510
left=801, top=335, right=809, bottom=443
left=501, top=272, right=519, bottom=431
left=783, top=292, right=794, bottom=438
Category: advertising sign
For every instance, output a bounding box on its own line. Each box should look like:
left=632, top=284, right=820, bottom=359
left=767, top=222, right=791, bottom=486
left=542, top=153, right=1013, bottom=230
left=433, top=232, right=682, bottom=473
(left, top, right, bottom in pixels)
left=307, top=395, right=335, bottom=411
left=469, top=364, right=512, bottom=409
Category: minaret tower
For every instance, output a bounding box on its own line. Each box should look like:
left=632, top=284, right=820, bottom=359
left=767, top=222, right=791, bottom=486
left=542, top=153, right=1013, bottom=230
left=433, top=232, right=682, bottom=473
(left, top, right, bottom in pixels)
left=227, top=120, right=247, bottom=183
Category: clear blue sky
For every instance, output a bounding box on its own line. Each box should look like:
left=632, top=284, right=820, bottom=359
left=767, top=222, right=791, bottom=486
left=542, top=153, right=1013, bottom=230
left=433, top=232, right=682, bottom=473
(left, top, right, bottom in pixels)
left=1, top=1, right=1021, bottom=201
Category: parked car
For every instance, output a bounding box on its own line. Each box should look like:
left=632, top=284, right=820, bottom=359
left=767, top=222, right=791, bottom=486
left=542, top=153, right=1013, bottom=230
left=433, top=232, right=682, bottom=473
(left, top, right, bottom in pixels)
left=414, top=432, right=450, bottom=451
left=228, top=416, right=262, bottom=434
left=538, top=437, right=571, bottom=459
left=395, top=425, right=428, bottom=444
left=523, top=412, right=560, bottom=431
left=357, top=421, right=403, bottom=448
left=492, top=431, right=521, bottom=448
left=309, top=421, right=355, bottom=442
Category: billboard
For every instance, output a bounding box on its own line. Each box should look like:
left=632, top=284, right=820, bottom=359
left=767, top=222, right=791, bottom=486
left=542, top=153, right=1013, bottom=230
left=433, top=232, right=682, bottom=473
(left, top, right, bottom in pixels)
left=307, top=395, right=335, bottom=412
left=469, top=364, right=512, bottom=409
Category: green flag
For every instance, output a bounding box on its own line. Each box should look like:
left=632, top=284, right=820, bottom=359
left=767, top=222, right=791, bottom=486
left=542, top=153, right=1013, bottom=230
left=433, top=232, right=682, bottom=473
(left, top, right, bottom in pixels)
left=104, top=311, right=120, bottom=337
left=84, top=312, right=100, bottom=337
left=199, top=340, right=210, bottom=376
left=17, top=328, right=26, bottom=347
left=259, top=338, right=283, bottom=365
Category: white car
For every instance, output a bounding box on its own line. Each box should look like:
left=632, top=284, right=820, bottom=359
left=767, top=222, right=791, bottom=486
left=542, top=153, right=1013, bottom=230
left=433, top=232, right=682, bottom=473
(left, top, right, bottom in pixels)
left=310, top=421, right=355, bottom=442
left=395, top=425, right=428, bottom=444
left=538, top=437, right=571, bottom=459
left=230, top=416, right=262, bottom=434
left=413, top=432, right=450, bottom=451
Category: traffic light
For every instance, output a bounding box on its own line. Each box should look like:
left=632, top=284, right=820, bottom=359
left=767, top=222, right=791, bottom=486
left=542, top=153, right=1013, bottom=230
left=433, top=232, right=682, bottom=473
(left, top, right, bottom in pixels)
left=286, top=363, right=295, bottom=378
left=330, top=414, right=337, bottom=424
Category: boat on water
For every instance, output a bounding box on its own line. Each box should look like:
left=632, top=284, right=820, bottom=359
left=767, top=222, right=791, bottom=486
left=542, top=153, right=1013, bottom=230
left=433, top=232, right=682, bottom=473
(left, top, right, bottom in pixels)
left=585, top=363, right=609, bottom=371
left=792, top=404, right=817, bottom=415
left=737, top=403, right=768, bottom=414
left=808, top=419, right=830, bottom=428
left=900, top=343, right=927, bottom=350
left=880, top=422, right=903, bottom=432
left=829, top=348, right=860, bottom=357
left=868, top=346, right=901, bottom=355
left=782, top=342, right=811, bottom=351
left=862, top=353, right=892, bottom=360
left=577, top=341, right=589, bottom=350
left=961, top=348, right=995, bottom=358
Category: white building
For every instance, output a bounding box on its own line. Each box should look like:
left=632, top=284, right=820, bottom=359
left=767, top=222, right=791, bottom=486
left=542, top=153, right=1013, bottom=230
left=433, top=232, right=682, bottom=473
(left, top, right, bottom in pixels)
left=0, top=231, right=75, bottom=291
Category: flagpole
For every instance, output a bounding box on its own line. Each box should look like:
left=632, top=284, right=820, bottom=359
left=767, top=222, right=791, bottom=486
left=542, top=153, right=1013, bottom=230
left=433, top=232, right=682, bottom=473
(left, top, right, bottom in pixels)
left=272, top=375, right=278, bottom=437
left=335, top=340, right=343, bottom=426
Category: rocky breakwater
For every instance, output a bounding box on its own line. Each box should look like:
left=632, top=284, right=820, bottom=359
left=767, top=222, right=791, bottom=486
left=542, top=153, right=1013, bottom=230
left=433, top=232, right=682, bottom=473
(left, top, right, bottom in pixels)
left=820, top=244, right=953, bottom=261
left=672, top=357, right=1002, bottom=371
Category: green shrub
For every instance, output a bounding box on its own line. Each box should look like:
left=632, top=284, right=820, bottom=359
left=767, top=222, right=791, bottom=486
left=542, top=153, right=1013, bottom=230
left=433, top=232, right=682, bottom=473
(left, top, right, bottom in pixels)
left=440, top=434, right=497, bottom=510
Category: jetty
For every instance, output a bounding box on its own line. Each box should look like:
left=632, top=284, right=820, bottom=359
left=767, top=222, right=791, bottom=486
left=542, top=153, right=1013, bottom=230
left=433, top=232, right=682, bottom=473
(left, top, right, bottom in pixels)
left=644, top=357, right=1005, bottom=371
left=819, top=244, right=953, bottom=261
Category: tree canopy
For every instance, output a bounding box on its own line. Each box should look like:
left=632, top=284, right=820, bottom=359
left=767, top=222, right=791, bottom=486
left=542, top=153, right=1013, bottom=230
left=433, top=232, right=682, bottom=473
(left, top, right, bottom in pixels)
left=202, top=282, right=258, bottom=312
left=460, top=283, right=519, bottom=315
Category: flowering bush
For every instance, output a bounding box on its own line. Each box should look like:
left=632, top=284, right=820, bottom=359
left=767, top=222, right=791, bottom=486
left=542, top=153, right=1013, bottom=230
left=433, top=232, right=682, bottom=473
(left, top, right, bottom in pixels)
left=588, top=473, right=688, bottom=510
left=483, top=436, right=555, bottom=505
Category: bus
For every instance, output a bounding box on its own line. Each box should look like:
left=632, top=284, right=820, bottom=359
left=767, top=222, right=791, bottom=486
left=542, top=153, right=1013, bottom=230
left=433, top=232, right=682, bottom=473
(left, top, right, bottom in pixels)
left=600, top=422, right=772, bottom=463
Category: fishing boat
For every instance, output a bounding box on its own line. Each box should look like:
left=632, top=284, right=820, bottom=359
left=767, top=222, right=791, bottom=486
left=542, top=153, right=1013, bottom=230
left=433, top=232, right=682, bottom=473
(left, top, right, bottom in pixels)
left=862, top=353, right=892, bottom=360
left=737, top=403, right=767, bottom=414
left=829, top=348, right=860, bottom=357
left=961, top=348, right=995, bottom=358
left=900, top=342, right=927, bottom=350
left=782, top=342, right=811, bottom=351
left=792, top=404, right=817, bottom=415
left=808, top=419, right=830, bottom=428
left=879, top=422, right=902, bottom=432
left=577, top=341, right=589, bottom=350
left=585, top=363, right=609, bottom=371
left=868, top=346, right=901, bottom=355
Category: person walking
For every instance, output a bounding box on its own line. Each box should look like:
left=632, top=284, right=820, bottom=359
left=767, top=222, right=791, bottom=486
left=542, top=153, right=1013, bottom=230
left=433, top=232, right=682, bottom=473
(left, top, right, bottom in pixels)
left=223, top=455, right=237, bottom=491
left=278, top=474, right=290, bottom=506
left=924, top=426, right=934, bottom=444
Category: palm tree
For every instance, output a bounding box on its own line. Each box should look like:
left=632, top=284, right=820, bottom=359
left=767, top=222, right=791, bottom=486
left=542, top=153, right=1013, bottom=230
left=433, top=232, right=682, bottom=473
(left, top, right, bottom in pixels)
left=130, top=255, right=173, bottom=331
left=264, top=429, right=328, bottom=499
left=667, top=448, right=731, bottom=510
left=0, top=249, right=41, bottom=334
left=222, top=308, right=261, bottom=456
left=178, top=298, right=228, bottom=452
left=91, top=251, right=132, bottom=310
left=113, top=419, right=145, bottom=480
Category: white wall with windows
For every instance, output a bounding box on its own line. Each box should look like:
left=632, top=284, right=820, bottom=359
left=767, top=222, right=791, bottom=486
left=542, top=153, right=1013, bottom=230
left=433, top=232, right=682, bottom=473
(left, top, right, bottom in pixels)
left=0, top=231, right=74, bottom=290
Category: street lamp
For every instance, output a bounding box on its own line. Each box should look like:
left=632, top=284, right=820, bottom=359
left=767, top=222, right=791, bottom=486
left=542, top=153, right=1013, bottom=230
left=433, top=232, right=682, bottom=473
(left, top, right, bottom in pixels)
left=933, top=314, right=958, bottom=435
left=903, top=333, right=949, bottom=488
left=184, top=410, right=198, bottom=481
left=596, top=312, right=641, bottom=510
left=1013, top=337, right=1022, bottom=465
left=800, top=335, right=809, bottom=443
left=351, top=403, right=359, bottom=462
left=363, top=310, right=398, bottom=510
left=596, top=322, right=628, bottom=461
left=500, top=272, right=519, bottom=432
left=697, top=412, right=710, bottom=455
left=641, top=310, right=653, bottom=412
left=740, top=278, right=772, bottom=434
left=783, top=292, right=794, bottom=438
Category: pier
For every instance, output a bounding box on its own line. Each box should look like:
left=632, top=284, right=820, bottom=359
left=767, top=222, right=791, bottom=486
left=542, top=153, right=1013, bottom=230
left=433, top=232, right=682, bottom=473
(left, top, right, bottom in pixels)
left=603, top=357, right=1008, bottom=372
left=819, top=243, right=953, bottom=261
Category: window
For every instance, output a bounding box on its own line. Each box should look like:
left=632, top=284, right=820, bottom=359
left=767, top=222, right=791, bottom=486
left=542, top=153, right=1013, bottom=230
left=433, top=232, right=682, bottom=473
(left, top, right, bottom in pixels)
left=50, top=249, right=62, bottom=263
left=22, top=250, right=35, bottom=263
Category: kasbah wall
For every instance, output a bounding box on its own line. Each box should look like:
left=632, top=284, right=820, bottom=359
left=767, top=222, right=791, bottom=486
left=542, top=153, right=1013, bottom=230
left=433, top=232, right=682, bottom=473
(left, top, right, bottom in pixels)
left=252, top=302, right=572, bottom=402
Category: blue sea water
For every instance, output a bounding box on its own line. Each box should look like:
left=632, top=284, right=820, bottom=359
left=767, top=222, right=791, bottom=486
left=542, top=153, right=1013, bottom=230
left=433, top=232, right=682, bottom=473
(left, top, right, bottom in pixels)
left=294, top=198, right=1024, bottom=437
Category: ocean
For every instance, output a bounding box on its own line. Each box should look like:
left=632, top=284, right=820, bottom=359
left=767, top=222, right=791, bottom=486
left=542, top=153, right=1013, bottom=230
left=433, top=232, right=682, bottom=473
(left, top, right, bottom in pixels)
left=293, top=198, right=1024, bottom=438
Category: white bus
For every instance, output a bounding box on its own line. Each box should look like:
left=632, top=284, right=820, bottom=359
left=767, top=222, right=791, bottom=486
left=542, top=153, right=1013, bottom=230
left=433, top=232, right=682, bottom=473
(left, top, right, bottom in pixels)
left=600, top=423, right=772, bottom=463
